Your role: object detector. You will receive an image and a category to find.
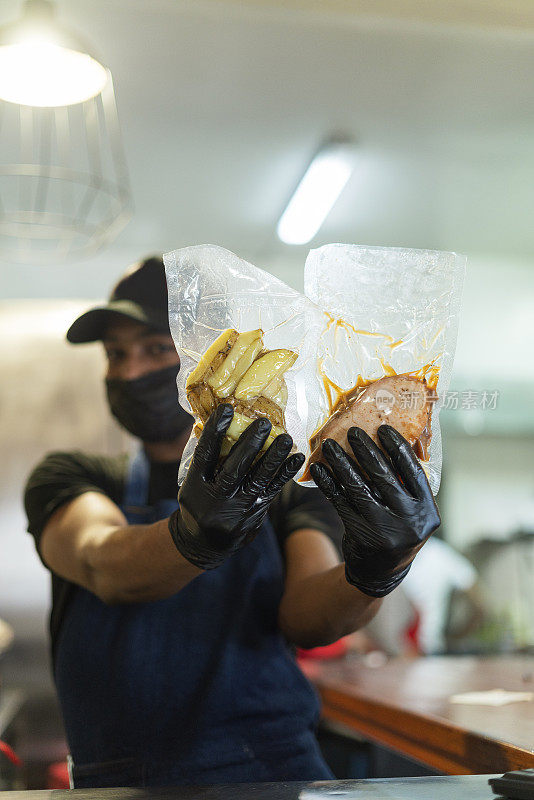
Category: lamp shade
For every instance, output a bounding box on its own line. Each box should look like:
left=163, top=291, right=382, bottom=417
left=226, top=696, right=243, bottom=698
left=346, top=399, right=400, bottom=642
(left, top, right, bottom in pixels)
left=0, top=1, right=132, bottom=263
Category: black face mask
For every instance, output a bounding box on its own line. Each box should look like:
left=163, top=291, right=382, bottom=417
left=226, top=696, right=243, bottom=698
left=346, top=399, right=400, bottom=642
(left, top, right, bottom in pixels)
left=106, top=364, right=193, bottom=443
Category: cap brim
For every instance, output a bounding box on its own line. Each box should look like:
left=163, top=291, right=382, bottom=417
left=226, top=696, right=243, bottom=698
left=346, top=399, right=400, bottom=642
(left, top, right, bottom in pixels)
left=66, top=300, right=154, bottom=343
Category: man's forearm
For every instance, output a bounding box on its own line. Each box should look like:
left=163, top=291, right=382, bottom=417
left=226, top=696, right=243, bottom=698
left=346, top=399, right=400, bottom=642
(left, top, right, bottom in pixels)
left=83, top=518, right=203, bottom=604
left=278, top=564, right=382, bottom=649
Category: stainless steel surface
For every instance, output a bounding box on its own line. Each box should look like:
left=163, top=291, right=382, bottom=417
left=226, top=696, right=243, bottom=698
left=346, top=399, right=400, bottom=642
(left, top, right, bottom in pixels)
left=0, top=774, right=499, bottom=799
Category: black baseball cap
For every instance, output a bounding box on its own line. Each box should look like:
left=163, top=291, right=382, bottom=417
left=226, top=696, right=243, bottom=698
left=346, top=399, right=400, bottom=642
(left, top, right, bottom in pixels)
left=66, top=256, right=171, bottom=343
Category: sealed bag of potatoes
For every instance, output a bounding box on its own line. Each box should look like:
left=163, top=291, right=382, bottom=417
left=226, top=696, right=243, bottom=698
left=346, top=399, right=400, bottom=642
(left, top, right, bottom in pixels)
left=163, top=245, right=321, bottom=484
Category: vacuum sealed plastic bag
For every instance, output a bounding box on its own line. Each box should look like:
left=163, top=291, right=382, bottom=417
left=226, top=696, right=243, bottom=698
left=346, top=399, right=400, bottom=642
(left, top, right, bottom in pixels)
left=164, top=245, right=321, bottom=483
left=302, top=244, right=465, bottom=494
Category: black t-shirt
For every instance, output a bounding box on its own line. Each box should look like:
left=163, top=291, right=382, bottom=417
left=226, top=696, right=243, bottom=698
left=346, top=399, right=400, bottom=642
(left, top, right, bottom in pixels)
left=24, top=451, right=344, bottom=661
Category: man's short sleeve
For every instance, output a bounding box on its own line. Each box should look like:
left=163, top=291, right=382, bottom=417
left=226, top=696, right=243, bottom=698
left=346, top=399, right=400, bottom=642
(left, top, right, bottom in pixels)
left=268, top=481, right=344, bottom=556
left=24, top=451, right=126, bottom=558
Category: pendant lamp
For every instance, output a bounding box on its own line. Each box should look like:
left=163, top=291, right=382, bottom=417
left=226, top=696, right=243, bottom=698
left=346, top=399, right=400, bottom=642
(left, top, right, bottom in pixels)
left=0, top=0, right=132, bottom=263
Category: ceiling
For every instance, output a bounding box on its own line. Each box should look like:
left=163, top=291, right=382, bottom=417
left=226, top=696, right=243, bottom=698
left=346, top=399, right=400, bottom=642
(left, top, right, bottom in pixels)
left=1, top=0, right=534, bottom=319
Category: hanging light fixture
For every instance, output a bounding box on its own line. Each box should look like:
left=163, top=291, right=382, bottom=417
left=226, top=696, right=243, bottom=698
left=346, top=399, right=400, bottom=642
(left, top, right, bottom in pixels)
left=0, top=0, right=132, bottom=264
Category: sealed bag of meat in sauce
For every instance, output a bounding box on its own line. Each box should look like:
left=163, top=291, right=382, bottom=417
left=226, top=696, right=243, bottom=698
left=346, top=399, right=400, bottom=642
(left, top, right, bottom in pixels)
left=300, top=244, right=465, bottom=494
left=164, top=244, right=322, bottom=484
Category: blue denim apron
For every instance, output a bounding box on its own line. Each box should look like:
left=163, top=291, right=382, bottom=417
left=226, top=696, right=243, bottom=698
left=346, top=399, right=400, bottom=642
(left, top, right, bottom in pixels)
left=55, top=450, right=333, bottom=788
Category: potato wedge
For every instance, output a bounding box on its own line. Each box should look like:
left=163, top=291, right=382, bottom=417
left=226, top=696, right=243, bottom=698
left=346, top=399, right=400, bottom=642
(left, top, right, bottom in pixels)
left=234, top=349, right=297, bottom=401
left=186, top=328, right=298, bottom=463
left=186, top=328, right=237, bottom=388
left=215, top=338, right=264, bottom=398
left=207, top=329, right=262, bottom=391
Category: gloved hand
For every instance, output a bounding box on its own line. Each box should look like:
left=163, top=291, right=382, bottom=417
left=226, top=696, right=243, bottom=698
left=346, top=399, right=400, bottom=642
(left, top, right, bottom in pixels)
left=168, top=404, right=305, bottom=570
left=310, top=425, right=440, bottom=597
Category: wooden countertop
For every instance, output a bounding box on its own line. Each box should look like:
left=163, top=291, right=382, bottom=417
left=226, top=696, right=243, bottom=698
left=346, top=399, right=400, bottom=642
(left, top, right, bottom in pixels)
left=301, top=654, right=534, bottom=775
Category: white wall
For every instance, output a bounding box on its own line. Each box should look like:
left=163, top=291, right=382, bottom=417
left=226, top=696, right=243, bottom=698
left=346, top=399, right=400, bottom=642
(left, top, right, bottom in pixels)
left=440, top=434, right=534, bottom=549
left=0, top=301, right=132, bottom=639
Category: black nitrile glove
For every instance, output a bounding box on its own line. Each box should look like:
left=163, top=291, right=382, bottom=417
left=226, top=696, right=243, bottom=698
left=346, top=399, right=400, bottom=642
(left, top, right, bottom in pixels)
left=168, top=404, right=305, bottom=570
left=310, top=425, right=440, bottom=597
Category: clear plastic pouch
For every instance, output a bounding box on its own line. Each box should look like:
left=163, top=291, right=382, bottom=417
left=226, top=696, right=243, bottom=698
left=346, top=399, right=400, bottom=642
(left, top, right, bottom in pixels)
left=164, top=244, right=321, bottom=484
left=303, top=244, right=466, bottom=494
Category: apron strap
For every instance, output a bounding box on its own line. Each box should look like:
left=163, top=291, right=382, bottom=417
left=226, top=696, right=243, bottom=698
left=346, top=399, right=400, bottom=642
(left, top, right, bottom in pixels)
left=122, top=448, right=150, bottom=514
left=122, top=449, right=179, bottom=523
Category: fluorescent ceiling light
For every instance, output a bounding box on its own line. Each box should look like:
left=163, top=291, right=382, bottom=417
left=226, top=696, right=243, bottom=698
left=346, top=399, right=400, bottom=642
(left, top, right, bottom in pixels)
left=277, top=139, right=356, bottom=245
left=0, top=42, right=108, bottom=106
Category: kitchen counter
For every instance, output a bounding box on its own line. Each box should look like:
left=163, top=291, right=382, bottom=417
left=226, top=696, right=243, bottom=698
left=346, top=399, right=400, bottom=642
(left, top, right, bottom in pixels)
left=0, top=774, right=502, bottom=799
left=302, top=654, right=534, bottom=774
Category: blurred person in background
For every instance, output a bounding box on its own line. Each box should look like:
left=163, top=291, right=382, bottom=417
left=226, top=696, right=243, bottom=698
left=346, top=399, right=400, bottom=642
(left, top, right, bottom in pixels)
left=401, top=535, right=486, bottom=655
left=360, top=536, right=485, bottom=657
left=24, top=256, right=440, bottom=788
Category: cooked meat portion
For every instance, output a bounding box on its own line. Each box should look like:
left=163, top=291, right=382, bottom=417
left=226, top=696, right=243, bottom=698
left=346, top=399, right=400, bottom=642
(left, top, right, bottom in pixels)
left=306, top=375, right=433, bottom=473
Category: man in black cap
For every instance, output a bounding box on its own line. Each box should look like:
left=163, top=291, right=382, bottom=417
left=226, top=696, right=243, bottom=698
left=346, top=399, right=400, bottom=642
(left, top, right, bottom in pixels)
left=24, top=256, right=440, bottom=788
left=66, top=256, right=193, bottom=457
